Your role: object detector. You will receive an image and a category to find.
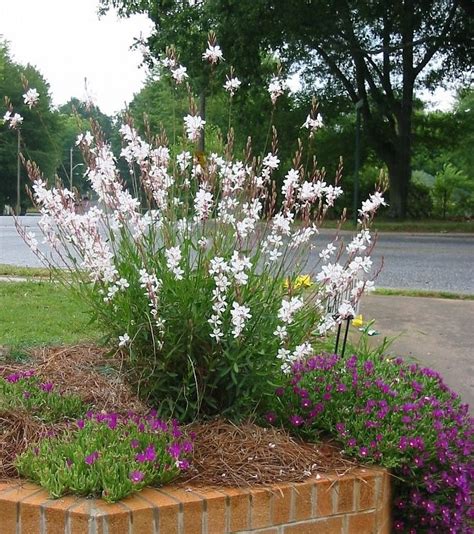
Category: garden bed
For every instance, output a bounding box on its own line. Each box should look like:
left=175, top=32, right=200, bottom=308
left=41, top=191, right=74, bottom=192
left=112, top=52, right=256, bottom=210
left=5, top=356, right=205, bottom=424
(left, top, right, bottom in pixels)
left=0, top=344, right=392, bottom=533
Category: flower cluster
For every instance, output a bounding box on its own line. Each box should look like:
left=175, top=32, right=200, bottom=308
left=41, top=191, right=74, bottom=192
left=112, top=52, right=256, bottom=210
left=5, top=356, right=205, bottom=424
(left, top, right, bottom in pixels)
left=0, top=370, right=86, bottom=422
left=270, top=353, right=473, bottom=532
left=3, top=110, right=23, bottom=129
left=16, top=410, right=193, bottom=503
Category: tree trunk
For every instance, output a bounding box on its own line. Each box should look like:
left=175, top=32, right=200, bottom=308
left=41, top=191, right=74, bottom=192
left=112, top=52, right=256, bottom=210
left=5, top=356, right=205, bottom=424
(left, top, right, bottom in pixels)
left=387, top=154, right=410, bottom=219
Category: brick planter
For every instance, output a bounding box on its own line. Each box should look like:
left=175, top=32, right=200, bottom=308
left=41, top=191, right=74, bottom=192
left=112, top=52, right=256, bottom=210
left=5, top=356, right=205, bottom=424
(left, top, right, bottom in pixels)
left=0, top=467, right=391, bottom=533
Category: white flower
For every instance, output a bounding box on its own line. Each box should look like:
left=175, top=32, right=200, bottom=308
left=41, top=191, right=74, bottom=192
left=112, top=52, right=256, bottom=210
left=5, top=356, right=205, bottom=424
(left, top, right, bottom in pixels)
left=202, top=44, right=223, bottom=64
left=278, top=297, right=304, bottom=324
left=273, top=325, right=287, bottom=341
left=4, top=112, right=23, bottom=129
left=171, top=65, right=188, bottom=84
left=302, top=113, right=323, bottom=131
left=224, top=76, right=241, bottom=96
left=262, top=153, right=280, bottom=169
left=76, top=131, right=93, bottom=146
left=165, top=246, right=184, bottom=280
left=268, top=76, right=286, bottom=104
left=319, top=243, right=337, bottom=260
left=194, top=186, right=213, bottom=222
left=338, top=301, right=355, bottom=319
left=118, top=333, right=130, bottom=347
left=176, top=151, right=192, bottom=171
left=184, top=114, right=206, bottom=142
left=23, top=88, right=39, bottom=109
left=230, top=302, right=251, bottom=337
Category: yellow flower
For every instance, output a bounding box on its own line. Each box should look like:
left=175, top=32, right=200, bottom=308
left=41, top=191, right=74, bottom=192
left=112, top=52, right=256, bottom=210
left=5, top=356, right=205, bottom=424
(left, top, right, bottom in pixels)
left=352, top=314, right=364, bottom=328
left=284, top=275, right=313, bottom=290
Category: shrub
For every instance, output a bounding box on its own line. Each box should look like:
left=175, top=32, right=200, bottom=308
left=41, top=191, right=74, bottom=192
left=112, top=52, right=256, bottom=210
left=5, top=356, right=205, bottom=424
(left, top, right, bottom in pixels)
left=16, top=411, right=192, bottom=502
left=14, top=65, right=385, bottom=421
left=0, top=370, right=87, bottom=422
left=270, top=353, right=473, bottom=532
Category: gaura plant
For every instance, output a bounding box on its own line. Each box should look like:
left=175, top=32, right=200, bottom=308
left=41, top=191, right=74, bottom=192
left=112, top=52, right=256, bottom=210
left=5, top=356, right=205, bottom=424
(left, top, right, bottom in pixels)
left=11, top=38, right=386, bottom=421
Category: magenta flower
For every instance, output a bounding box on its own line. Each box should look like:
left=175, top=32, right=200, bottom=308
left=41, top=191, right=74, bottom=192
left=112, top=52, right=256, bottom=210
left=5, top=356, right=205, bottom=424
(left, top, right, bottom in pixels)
left=40, top=382, right=54, bottom=393
left=129, top=470, right=145, bottom=484
left=85, top=451, right=99, bottom=465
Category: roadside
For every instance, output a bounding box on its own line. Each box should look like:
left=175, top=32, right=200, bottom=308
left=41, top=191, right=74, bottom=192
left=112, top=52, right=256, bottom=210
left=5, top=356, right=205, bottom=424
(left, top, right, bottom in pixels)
left=360, top=294, right=474, bottom=409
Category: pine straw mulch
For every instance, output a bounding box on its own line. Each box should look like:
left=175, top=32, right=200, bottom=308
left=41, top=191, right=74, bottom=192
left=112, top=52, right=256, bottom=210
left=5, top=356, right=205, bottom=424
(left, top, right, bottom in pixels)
left=0, top=344, right=358, bottom=486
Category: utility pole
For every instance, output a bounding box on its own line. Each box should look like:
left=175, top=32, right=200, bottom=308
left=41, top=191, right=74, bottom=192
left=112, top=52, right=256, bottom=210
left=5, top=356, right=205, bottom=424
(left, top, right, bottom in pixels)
left=16, top=129, right=21, bottom=215
left=70, top=147, right=73, bottom=190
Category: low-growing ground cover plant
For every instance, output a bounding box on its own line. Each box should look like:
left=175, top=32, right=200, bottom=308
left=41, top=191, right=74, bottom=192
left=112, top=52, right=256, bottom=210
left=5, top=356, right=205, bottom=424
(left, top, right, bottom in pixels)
left=0, top=370, right=86, bottom=422
left=269, top=352, right=474, bottom=532
left=16, top=410, right=193, bottom=502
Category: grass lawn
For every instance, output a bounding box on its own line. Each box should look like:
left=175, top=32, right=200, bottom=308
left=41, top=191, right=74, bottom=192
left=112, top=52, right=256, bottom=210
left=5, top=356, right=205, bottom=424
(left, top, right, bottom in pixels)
left=0, top=264, right=54, bottom=278
left=0, top=281, right=101, bottom=349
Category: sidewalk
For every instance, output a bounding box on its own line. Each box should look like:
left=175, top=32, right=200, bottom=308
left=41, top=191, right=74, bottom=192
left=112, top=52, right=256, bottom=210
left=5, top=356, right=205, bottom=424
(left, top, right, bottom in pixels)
left=360, top=295, right=474, bottom=409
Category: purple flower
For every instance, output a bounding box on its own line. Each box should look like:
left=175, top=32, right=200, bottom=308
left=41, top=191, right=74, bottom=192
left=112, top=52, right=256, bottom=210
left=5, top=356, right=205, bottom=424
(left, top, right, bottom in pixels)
left=40, top=382, right=54, bottom=393
left=23, top=390, right=31, bottom=399
left=85, top=451, right=99, bottom=465
left=167, top=442, right=182, bottom=459
left=129, top=470, right=145, bottom=484
left=265, top=411, right=277, bottom=424
left=130, top=439, right=140, bottom=449
left=289, top=415, right=304, bottom=427
left=177, top=459, right=190, bottom=470
left=136, top=444, right=156, bottom=463
left=66, top=458, right=73, bottom=468
left=76, top=419, right=85, bottom=430
left=275, top=387, right=285, bottom=397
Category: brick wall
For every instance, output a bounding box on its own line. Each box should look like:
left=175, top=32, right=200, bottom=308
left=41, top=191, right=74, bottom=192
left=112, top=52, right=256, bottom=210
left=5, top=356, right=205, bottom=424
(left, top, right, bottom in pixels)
left=0, top=467, right=391, bottom=533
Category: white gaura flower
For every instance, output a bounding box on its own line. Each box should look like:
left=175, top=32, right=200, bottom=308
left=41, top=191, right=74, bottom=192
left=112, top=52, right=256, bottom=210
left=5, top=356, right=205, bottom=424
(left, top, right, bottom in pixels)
left=165, top=246, right=184, bottom=280
left=268, top=76, right=286, bottom=105
left=338, top=301, right=355, bottom=319
left=278, top=297, right=304, bottom=324
left=118, top=333, right=130, bottom=347
left=224, top=76, right=241, bottom=96
left=171, top=65, right=188, bottom=84
left=231, top=302, right=251, bottom=338
left=302, top=113, right=323, bottom=131
left=203, top=44, right=223, bottom=64
left=273, top=325, right=287, bottom=341
left=76, top=131, right=93, bottom=146
left=262, top=152, right=280, bottom=170
left=184, top=114, right=206, bottom=142
left=194, top=186, right=213, bottom=222
left=23, top=88, right=40, bottom=109
left=4, top=111, right=23, bottom=129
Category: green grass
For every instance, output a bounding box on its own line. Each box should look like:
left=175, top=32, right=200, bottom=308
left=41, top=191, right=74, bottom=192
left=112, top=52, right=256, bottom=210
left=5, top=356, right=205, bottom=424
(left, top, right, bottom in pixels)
left=0, top=263, right=54, bottom=278
left=323, top=219, right=474, bottom=233
left=0, top=281, right=102, bottom=348
left=374, top=288, right=474, bottom=300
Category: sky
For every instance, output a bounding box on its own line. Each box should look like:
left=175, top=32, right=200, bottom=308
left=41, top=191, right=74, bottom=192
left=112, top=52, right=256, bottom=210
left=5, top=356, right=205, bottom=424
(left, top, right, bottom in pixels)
left=0, top=0, right=455, bottom=115
left=0, top=0, right=152, bottom=115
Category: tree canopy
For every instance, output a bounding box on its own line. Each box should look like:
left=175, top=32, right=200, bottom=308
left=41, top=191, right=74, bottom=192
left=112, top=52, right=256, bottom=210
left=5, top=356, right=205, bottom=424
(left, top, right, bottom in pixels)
left=99, top=0, right=473, bottom=218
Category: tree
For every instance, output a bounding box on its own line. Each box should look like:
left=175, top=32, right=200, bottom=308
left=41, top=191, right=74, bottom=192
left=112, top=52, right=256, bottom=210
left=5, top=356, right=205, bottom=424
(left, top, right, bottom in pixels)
left=0, top=41, right=61, bottom=212
left=102, top=0, right=472, bottom=218
left=216, top=0, right=473, bottom=218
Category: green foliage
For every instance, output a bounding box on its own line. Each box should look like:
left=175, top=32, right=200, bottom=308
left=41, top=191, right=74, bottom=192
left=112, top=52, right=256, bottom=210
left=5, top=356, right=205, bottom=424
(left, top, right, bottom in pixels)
left=16, top=412, right=192, bottom=502
left=432, top=163, right=474, bottom=219
left=0, top=371, right=86, bottom=422
left=0, top=42, right=62, bottom=211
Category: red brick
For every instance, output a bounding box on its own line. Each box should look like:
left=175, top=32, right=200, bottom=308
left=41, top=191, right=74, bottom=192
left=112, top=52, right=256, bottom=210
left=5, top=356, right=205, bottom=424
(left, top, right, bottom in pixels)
left=140, top=487, right=180, bottom=534
left=314, top=478, right=334, bottom=517
left=270, top=483, right=292, bottom=525
left=42, top=495, right=79, bottom=534
left=250, top=488, right=272, bottom=529
left=219, top=487, right=250, bottom=532
left=190, top=487, right=227, bottom=534
left=94, top=500, right=130, bottom=534
left=292, top=481, right=314, bottom=521
left=120, top=493, right=155, bottom=534
left=335, top=477, right=355, bottom=513
left=163, top=487, right=203, bottom=534
left=348, top=511, right=377, bottom=533
left=283, top=516, right=344, bottom=534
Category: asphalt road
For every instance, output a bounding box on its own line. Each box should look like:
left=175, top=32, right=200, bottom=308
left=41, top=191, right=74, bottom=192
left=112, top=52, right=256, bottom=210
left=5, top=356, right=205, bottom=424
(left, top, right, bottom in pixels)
left=1, top=216, right=473, bottom=294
